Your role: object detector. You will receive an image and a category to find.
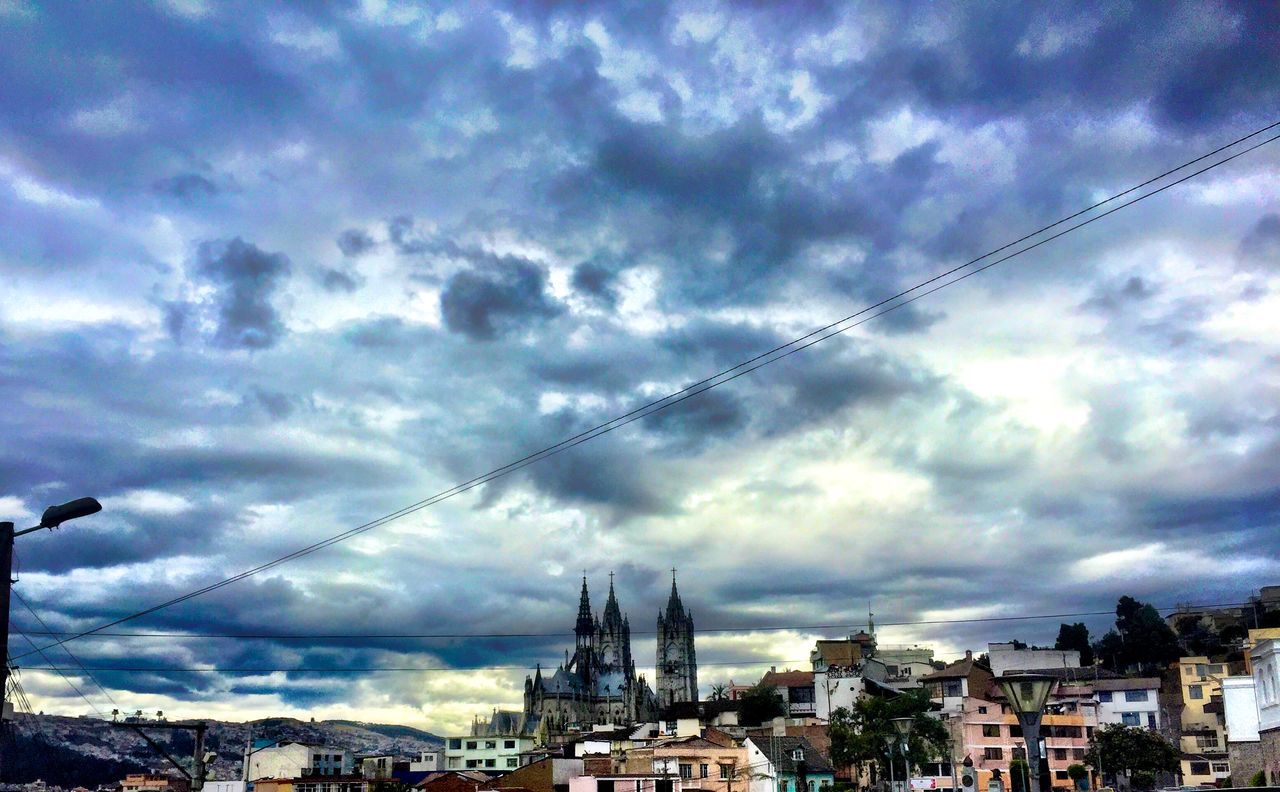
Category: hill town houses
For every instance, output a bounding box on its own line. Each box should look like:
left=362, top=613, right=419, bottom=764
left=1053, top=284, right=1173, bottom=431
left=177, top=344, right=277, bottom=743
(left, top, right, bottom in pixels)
left=97, top=581, right=1280, bottom=792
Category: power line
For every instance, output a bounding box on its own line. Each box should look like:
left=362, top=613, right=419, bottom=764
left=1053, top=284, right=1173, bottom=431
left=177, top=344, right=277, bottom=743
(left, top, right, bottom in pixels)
left=14, top=120, right=1280, bottom=664
left=19, top=657, right=814, bottom=675
left=6, top=601, right=1254, bottom=641
left=9, top=625, right=107, bottom=719
left=12, top=590, right=117, bottom=709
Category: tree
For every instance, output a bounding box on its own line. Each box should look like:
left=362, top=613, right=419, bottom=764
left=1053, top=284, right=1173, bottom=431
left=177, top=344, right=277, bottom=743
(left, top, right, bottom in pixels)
left=829, top=690, right=951, bottom=787
left=739, top=683, right=786, bottom=725
left=709, top=683, right=728, bottom=701
left=1085, top=724, right=1177, bottom=789
left=1174, top=615, right=1227, bottom=657
left=1067, top=764, right=1088, bottom=790
left=1055, top=623, right=1095, bottom=666
left=1093, top=597, right=1181, bottom=672
left=1009, top=759, right=1031, bottom=792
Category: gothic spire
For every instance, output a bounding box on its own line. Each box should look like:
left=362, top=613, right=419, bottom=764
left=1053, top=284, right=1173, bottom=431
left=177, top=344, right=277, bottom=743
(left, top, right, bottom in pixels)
left=603, top=570, right=623, bottom=628
left=576, top=575, right=594, bottom=636
left=665, top=568, right=686, bottom=620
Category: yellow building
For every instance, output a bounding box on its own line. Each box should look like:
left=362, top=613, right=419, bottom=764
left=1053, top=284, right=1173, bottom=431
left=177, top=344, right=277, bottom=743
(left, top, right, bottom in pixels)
left=1176, top=656, right=1232, bottom=786
left=623, top=734, right=748, bottom=792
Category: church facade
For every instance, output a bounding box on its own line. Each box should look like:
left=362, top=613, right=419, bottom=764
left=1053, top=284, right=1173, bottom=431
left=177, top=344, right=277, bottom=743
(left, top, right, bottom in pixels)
left=523, top=576, right=658, bottom=733
left=523, top=573, right=701, bottom=734
left=656, top=572, right=698, bottom=708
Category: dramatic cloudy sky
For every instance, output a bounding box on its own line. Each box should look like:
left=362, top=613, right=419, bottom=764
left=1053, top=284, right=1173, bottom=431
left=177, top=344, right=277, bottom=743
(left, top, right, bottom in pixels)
left=3, top=0, right=1279, bottom=734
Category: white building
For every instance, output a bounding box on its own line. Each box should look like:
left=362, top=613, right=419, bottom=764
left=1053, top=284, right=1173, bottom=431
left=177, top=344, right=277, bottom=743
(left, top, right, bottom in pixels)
left=987, top=643, right=1079, bottom=677
left=246, top=741, right=353, bottom=780
left=445, top=733, right=537, bottom=772
left=204, top=783, right=246, bottom=792
left=411, top=749, right=444, bottom=771
left=814, top=666, right=867, bottom=721
left=1253, top=638, right=1280, bottom=784
left=1093, top=677, right=1162, bottom=730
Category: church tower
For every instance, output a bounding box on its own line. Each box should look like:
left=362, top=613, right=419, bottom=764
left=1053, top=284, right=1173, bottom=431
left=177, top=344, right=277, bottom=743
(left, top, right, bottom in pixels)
left=655, top=570, right=698, bottom=708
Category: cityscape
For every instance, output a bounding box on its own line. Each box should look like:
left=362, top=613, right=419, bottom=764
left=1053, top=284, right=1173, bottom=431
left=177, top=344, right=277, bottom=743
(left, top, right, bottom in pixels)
left=2, top=3, right=1279, bottom=792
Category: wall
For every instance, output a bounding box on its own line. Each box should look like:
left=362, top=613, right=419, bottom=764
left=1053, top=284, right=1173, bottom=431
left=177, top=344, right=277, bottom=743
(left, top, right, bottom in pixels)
left=1094, top=684, right=1161, bottom=730
left=249, top=744, right=352, bottom=780
left=446, top=734, right=536, bottom=771
left=813, top=670, right=864, bottom=721
left=1223, top=676, right=1260, bottom=742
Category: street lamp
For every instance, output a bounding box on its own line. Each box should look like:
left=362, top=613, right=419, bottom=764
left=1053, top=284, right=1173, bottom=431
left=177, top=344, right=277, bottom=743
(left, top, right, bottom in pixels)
left=2, top=497, right=103, bottom=732
left=884, top=735, right=898, bottom=792
left=998, top=674, right=1056, bottom=792
left=892, top=718, right=915, bottom=792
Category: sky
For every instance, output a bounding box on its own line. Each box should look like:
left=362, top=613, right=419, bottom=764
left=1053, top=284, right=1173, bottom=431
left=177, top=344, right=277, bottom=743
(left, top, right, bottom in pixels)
left=2, top=0, right=1279, bottom=736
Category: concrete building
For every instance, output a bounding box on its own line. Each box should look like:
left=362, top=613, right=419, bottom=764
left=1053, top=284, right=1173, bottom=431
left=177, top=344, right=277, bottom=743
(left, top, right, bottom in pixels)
left=759, top=669, right=816, bottom=718
left=1174, top=656, right=1233, bottom=786
left=623, top=734, right=748, bottom=792
left=292, top=777, right=370, bottom=792
left=120, top=775, right=190, bottom=792
left=1253, top=638, right=1280, bottom=784
left=922, top=651, right=995, bottom=716
left=247, top=742, right=353, bottom=781
left=445, top=732, right=537, bottom=772
left=569, top=774, right=680, bottom=792
left=1223, top=675, right=1262, bottom=785
left=809, top=633, right=876, bottom=673
left=412, top=749, right=446, bottom=772
left=482, top=756, right=585, bottom=792
left=744, top=737, right=835, bottom=792
left=987, top=643, right=1080, bottom=678
left=1092, top=677, right=1162, bottom=730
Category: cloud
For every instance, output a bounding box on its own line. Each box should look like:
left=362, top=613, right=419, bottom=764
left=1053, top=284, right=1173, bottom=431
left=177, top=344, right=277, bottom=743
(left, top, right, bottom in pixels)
left=336, top=228, right=376, bottom=257
left=1238, top=213, right=1280, bottom=270
left=196, top=238, right=292, bottom=349
left=439, top=255, right=562, bottom=340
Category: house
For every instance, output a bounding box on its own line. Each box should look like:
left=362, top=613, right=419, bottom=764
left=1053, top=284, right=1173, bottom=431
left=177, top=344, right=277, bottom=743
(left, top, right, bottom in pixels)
left=120, top=775, right=189, bottom=792
left=1092, top=677, right=1162, bottom=730
left=446, top=730, right=538, bottom=772
left=622, top=734, right=748, bottom=792
left=292, top=777, right=371, bottom=792
left=1253, top=638, right=1280, bottom=784
left=247, top=742, right=353, bottom=780
left=252, top=781, right=294, bottom=792
left=482, top=756, right=585, bottom=792
left=568, top=774, right=680, bottom=792
left=414, top=771, right=494, bottom=792
left=810, top=633, right=875, bottom=672
left=759, top=670, right=817, bottom=718
left=413, top=750, right=446, bottom=772
left=1174, top=655, right=1238, bottom=786
left=744, top=737, right=834, bottom=792
left=921, top=651, right=995, bottom=716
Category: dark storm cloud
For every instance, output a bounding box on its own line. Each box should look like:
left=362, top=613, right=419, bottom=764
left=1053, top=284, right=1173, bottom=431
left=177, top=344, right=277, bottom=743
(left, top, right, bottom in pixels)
left=1239, top=214, right=1280, bottom=270
left=336, top=228, right=376, bottom=257
left=439, top=256, right=562, bottom=340
left=571, top=260, right=618, bottom=305
left=197, top=238, right=292, bottom=349
left=1082, top=275, right=1157, bottom=315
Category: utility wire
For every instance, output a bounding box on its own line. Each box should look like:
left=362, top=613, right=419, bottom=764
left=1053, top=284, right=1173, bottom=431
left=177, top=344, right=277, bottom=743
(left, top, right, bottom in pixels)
left=10, top=625, right=107, bottom=719
left=21, top=657, right=818, bottom=674
left=14, top=120, right=1280, bottom=664
left=12, top=590, right=117, bottom=709
left=6, top=601, right=1254, bottom=641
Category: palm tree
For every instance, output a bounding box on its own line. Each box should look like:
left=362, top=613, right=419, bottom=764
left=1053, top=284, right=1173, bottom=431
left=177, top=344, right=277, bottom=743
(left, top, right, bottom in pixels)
left=709, top=683, right=728, bottom=701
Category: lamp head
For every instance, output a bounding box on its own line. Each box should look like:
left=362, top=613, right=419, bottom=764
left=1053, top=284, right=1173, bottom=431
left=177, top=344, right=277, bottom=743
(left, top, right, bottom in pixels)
left=997, top=673, right=1056, bottom=717
left=40, top=497, right=102, bottom=528
left=891, top=716, right=915, bottom=737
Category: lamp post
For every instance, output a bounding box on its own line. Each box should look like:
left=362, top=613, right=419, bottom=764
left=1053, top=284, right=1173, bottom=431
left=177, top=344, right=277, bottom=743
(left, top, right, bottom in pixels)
left=997, top=674, right=1056, bottom=792
left=885, top=735, right=898, bottom=792
left=1, top=497, right=102, bottom=775
left=893, top=717, right=915, bottom=792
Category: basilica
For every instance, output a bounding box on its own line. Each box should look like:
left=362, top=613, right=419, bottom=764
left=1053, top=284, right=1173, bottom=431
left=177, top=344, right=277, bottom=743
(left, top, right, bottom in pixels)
left=522, top=573, right=698, bottom=734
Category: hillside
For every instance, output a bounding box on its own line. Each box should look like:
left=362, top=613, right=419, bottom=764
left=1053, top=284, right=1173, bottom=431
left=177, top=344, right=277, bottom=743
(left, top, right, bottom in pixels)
left=4, top=713, right=443, bottom=786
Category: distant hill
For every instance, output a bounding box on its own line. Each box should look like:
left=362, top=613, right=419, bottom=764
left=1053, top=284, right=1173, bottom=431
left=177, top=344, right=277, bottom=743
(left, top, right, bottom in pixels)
left=3, top=713, right=443, bottom=786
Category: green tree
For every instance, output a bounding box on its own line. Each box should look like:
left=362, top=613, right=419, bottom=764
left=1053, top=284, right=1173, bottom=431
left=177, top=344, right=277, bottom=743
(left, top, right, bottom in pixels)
left=1055, top=623, right=1095, bottom=666
left=1085, top=724, right=1177, bottom=789
left=709, top=683, right=728, bottom=701
left=1009, top=759, right=1031, bottom=792
left=739, top=683, right=786, bottom=725
left=1094, top=596, right=1181, bottom=672
left=828, top=690, right=951, bottom=786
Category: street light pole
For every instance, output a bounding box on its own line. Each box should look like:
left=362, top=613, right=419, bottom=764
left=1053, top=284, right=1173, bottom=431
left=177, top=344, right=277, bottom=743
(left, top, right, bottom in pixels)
left=893, top=717, right=916, bottom=792
left=997, top=674, right=1056, bottom=792
left=1, top=497, right=102, bottom=780
left=886, top=736, right=898, bottom=792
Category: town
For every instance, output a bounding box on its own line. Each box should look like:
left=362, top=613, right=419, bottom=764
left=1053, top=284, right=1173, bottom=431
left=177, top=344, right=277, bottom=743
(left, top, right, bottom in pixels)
left=9, top=580, right=1279, bottom=792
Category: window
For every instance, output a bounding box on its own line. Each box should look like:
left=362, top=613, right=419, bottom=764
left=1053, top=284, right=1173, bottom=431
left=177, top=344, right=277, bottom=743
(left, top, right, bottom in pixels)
left=466, top=760, right=479, bottom=769
left=1054, top=772, right=1069, bottom=781
left=886, top=665, right=899, bottom=676
left=982, top=725, right=1001, bottom=737
left=1185, top=665, right=1194, bottom=676
left=485, top=741, right=497, bottom=750
left=449, top=739, right=462, bottom=750
left=314, top=754, right=323, bottom=763
left=984, top=748, right=1003, bottom=760
left=447, top=758, right=461, bottom=769
left=977, top=706, right=987, bottom=714
left=781, top=782, right=789, bottom=792
left=1147, top=713, right=1156, bottom=728
left=719, top=765, right=733, bottom=780
left=1189, top=685, right=1204, bottom=700
left=1121, top=712, right=1141, bottom=727
left=1124, top=690, right=1148, bottom=702
left=1212, top=763, right=1229, bottom=773
left=1073, top=750, right=1085, bottom=761
left=485, top=759, right=496, bottom=768
left=808, top=782, right=815, bottom=792
left=1053, top=749, right=1068, bottom=761
left=700, top=764, right=709, bottom=779
left=679, top=764, right=693, bottom=780
left=508, top=759, right=518, bottom=768
left=1012, top=747, right=1026, bottom=762
left=1097, top=691, right=1113, bottom=702
left=792, top=749, right=805, bottom=761
left=1010, top=724, right=1023, bottom=738
left=944, top=681, right=963, bottom=697
left=466, top=741, right=478, bottom=750
left=505, top=740, right=516, bottom=749
left=1189, top=762, right=1210, bottom=775
left=665, top=721, right=677, bottom=733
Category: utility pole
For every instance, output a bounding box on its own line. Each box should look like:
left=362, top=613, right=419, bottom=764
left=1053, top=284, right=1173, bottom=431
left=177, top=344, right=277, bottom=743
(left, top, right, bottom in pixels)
left=111, top=719, right=213, bottom=790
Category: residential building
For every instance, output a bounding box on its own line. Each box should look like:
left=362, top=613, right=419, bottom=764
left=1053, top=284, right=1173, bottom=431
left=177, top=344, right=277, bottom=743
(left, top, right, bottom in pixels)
left=203, top=783, right=246, bottom=792
left=358, top=754, right=401, bottom=779
left=292, top=777, right=370, bottom=792
left=759, top=669, right=816, bottom=718
left=482, top=756, right=585, bottom=792
left=120, top=775, right=190, bottom=792
left=1222, top=675, right=1263, bottom=785
left=622, top=734, right=747, bottom=792
left=445, top=731, right=537, bottom=772
left=1092, top=677, right=1162, bottom=730
left=412, top=750, right=446, bottom=772
left=247, top=742, right=353, bottom=780
left=1253, top=638, right=1280, bottom=784
left=870, top=645, right=936, bottom=688
left=921, top=651, right=995, bottom=716
left=1244, top=628, right=1280, bottom=674
left=414, top=771, right=494, bottom=792
left=569, top=774, right=680, bottom=792
left=725, top=682, right=753, bottom=701
left=524, top=577, right=659, bottom=735
left=810, top=633, right=876, bottom=672
left=253, top=781, right=294, bottom=792
left=1174, top=655, right=1234, bottom=786
left=657, top=573, right=699, bottom=708
left=744, top=737, right=835, bottom=792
